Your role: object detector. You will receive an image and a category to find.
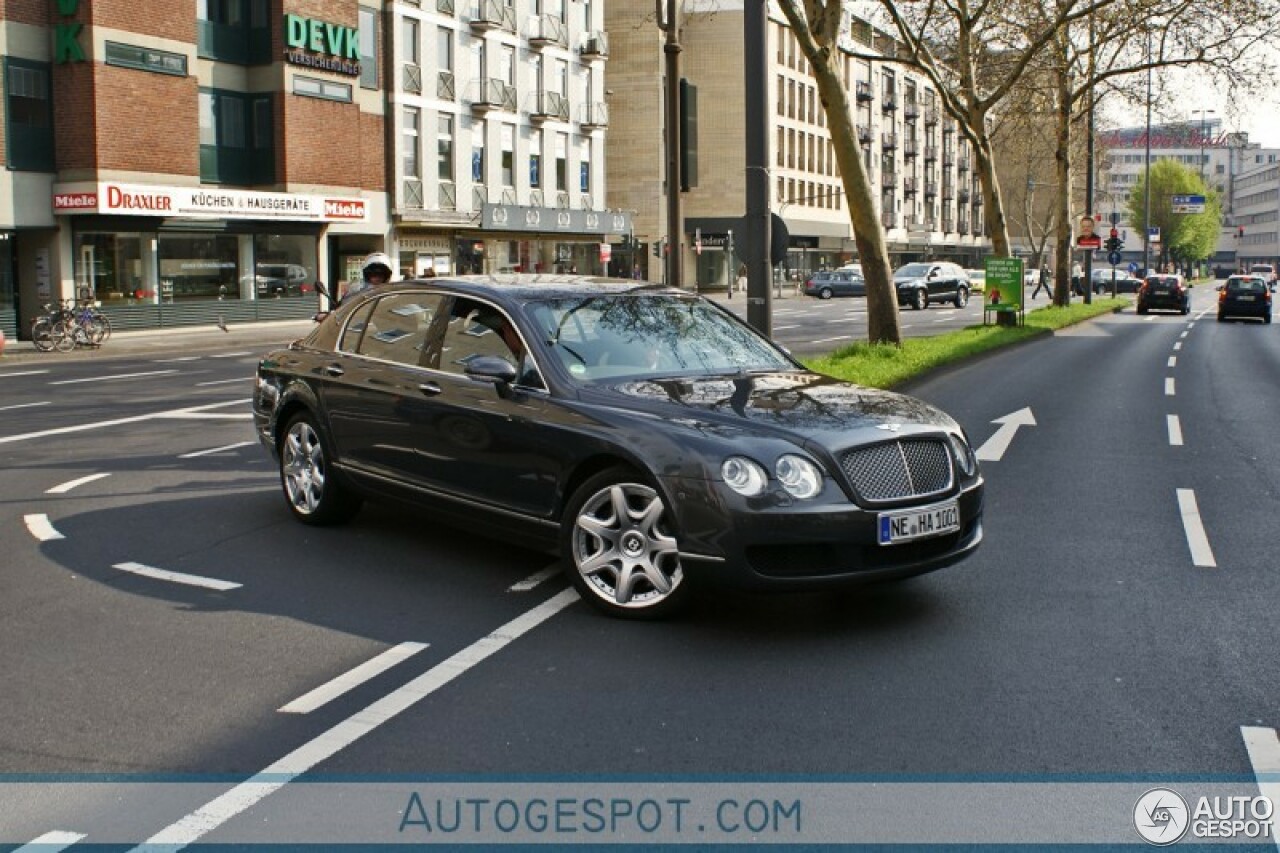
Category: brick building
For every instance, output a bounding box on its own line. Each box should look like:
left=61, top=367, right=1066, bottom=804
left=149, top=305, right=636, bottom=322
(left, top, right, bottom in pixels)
left=0, top=0, right=390, bottom=338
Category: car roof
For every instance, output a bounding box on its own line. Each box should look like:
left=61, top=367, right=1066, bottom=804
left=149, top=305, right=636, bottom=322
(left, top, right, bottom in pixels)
left=362, top=275, right=684, bottom=302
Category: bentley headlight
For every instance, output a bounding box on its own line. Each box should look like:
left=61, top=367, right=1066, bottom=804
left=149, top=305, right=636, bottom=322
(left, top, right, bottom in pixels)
left=776, top=454, right=823, bottom=499
left=949, top=433, right=976, bottom=477
left=722, top=457, right=768, bottom=497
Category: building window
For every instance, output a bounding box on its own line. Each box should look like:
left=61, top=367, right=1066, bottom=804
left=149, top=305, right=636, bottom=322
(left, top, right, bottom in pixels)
left=4, top=59, right=54, bottom=172
left=403, top=17, right=419, bottom=65
left=472, top=118, right=486, bottom=183
left=437, top=27, right=453, bottom=71
left=404, top=107, right=421, bottom=178
left=359, top=6, right=378, bottom=89
left=580, top=146, right=590, bottom=193
left=555, top=132, right=568, bottom=191
left=197, top=0, right=270, bottom=65
left=530, top=127, right=543, bottom=189
left=501, top=123, right=514, bottom=187
left=438, top=114, right=454, bottom=181
left=199, top=88, right=274, bottom=184
left=293, top=75, right=353, bottom=102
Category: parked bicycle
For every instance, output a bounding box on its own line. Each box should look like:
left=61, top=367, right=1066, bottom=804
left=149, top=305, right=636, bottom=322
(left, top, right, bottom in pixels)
left=30, top=299, right=111, bottom=352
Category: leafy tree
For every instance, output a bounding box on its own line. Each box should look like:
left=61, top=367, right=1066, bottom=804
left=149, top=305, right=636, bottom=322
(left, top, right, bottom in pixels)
left=1126, top=160, right=1222, bottom=271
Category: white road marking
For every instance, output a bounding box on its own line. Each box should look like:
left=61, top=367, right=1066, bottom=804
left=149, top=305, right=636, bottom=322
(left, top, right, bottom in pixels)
left=211, top=351, right=253, bottom=358
left=975, top=408, right=1037, bottom=462
left=811, top=336, right=846, bottom=344
left=279, top=642, right=429, bottom=714
left=195, top=378, right=251, bottom=387
left=900, top=324, right=913, bottom=329
left=1176, top=489, right=1216, bottom=567
left=47, top=473, right=112, bottom=494
left=1167, top=356, right=1177, bottom=368
left=0, top=370, right=50, bottom=378
left=179, top=441, right=255, bottom=459
left=14, top=831, right=86, bottom=852
left=24, top=514, right=64, bottom=542
left=1165, top=378, right=1175, bottom=397
left=112, top=562, right=242, bottom=592
left=1179, top=330, right=1189, bottom=338
left=1187, top=322, right=1195, bottom=329
left=0, top=399, right=250, bottom=446
left=132, top=589, right=579, bottom=852
left=509, top=567, right=559, bottom=592
left=933, top=317, right=951, bottom=323
left=1167, top=415, right=1184, bottom=446
left=162, top=412, right=252, bottom=420
left=1241, top=726, right=1280, bottom=851
left=0, top=401, right=52, bottom=412
left=49, top=369, right=179, bottom=386
left=1145, top=316, right=1155, bottom=322
left=154, top=356, right=201, bottom=363
left=772, top=324, right=800, bottom=331
left=1173, top=342, right=1182, bottom=351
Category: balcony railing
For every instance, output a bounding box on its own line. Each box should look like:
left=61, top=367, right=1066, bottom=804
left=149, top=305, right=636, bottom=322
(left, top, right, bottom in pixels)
left=924, top=145, right=938, bottom=162
left=529, top=189, right=544, bottom=207
left=580, top=31, right=609, bottom=58
left=437, top=0, right=454, bottom=14
left=943, top=152, right=955, bottom=167
left=881, top=211, right=896, bottom=229
left=881, top=132, right=897, bottom=150
left=958, top=216, right=969, bottom=233
left=942, top=215, right=954, bottom=233
left=924, top=181, right=938, bottom=197
left=403, top=63, right=422, bottom=94
left=469, top=78, right=517, bottom=112
left=942, top=122, right=955, bottom=135
left=470, top=0, right=516, bottom=33
left=881, top=170, right=897, bottom=188
left=437, top=70, right=456, bottom=100
left=903, top=177, right=918, bottom=195
left=957, top=156, right=971, bottom=173
left=579, top=101, right=608, bottom=129
left=958, top=187, right=971, bottom=203
left=529, top=90, right=570, bottom=121
left=903, top=141, right=918, bottom=159
left=942, top=182, right=955, bottom=199
left=857, top=124, right=871, bottom=145
left=881, top=95, right=897, bottom=113
left=556, top=190, right=570, bottom=208
left=904, top=100, right=919, bottom=120
left=855, top=81, right=872, bottom=102
left=579, top=193, right=593, bottom=210
left=439, top=182, right=456, bottom=210
left=527, top=13, right=568, bottom=47
left=403, top=178, right=424, bottom=209
left=472, top=185, right=489, bottom=210
left=924, top=105, right=938, bottom=125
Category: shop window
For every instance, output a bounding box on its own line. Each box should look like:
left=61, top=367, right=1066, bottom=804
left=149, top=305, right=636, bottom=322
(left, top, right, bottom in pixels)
left=4, top=59, right=54, bottom=173
left=199, top=89, right=275, bottom=185
left=158, top=234, right=240, bottom=301
left=74, top=233, right=143, bottom=302
left=197, top=0, right=270, bottom=65
left=253, top=234, right=318, bottom=299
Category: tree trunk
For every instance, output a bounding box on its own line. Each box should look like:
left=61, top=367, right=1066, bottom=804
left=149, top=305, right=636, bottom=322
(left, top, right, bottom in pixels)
left=971, top=133, right=1009, bottom=258
left=1052, top=46, right=1073, bottom=308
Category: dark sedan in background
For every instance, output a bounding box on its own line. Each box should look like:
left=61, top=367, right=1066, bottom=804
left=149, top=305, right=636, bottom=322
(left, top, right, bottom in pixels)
left=1137, top=274, right=1190, bottom=315
left=254, top=277, right=984, bottom=618
left=1218, top=275, right=1273, bottom=323
left=802, top=269, right=866, bottom=299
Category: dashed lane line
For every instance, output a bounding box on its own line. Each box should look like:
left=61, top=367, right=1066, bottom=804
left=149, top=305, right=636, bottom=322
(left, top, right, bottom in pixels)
left=178, top=441, right=256, bottom=459
left=1180, top=330, right=1189, bottom=338
left=1167, top=415, right=1184, bottom=447
left=509, top=566, right=559, bottom=592
left=278, top=642, right=430, bottom=714
left=0, top=401, right=52, bottom=412
left=0, top=399, right=250, bottom=446
left=131, top=588, right=579, bottom=852
left=47, top=473, right=112, bottom=494
left=13, top=831, right=86, bottom=852
left=210, top=351, right=253, bottom=359
left=50, top=370, right=180, bottom=386
left=811, top=336, right=846, bottom=344
left=155, top=356, right=201, bottom=364
left=1174, top=342, right=1182, bottom=351
left=195, top=378, right=252, bottom=387
left=1240, top=726, right=1280, bottom=851
left=1165, top=378, right=1176, bottom=397
left=0, top=370, right=50, bottom=379
left=112, top=562, right=242, bottom=592
left=1176, top=489, right=1217, bottom=568
left=1168, top=356, right=1177, bottom=368
left=24, top=514, right=64, bottom=542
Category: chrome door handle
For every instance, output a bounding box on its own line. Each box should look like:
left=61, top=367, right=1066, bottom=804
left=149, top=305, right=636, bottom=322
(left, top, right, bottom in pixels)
left=418, top=381, right=442, bottom=396
left=324, top=365, right=345, bottom=377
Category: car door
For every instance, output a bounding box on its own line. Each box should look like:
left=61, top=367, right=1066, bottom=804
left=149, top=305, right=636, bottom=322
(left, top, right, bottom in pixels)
left=926, top=264, right=950, bottom=302
left=318, top=290, right=447, bottom=487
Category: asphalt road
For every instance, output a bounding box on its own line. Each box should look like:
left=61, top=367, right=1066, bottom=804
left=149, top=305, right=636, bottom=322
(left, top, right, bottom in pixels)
left=2, top=286, right=1278, bottom=848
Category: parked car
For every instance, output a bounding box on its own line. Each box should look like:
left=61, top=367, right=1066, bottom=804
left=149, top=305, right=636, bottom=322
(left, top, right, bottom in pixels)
left=1217, top=275, right=1272, bottom=323
left=964, top=269, right=987, bottom=293
left=1137, top=274, right=1190, bottom=315
left=254, top=276, right=984, bottom=619
left=893, top=262, right=972, bottom=309
left=803, top=269, right=866, bottom=299
left=1090, top=268, right=1143, bottom=294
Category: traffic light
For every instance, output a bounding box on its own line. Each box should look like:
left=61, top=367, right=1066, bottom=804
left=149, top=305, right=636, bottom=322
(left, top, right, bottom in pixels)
left=1104, top=234, right=1124, bottom=253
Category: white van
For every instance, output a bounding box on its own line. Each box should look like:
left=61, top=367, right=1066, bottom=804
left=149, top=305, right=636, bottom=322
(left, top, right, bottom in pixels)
left=1249, top=264, right=1277, bottom=284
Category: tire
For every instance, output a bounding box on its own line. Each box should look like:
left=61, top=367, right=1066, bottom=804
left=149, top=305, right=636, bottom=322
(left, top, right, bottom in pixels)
left=1266, top=313, right=1272, bottom=325
left=911, top=289, right=927, bottom=311
left=1217, top=313, right=1225, bottom=322
left=1136, top=304, right=1148, bottom=315
left=88, top=311, right=111, bottom=343
left=954, top=286, right=969, bottom=308
left=30, top=318, right=55, bottom=352
left=279, top=412, right=362, bottom=526
left=562, top=466, right=689, bottom=620
left=52, top=320, right=76, bottom=352
left=819, top=287, right=833, bottom=300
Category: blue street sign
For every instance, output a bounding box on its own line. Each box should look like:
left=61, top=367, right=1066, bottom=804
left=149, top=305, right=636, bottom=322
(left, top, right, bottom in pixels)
left=1171, top=194, right=1206, bottom=213
left=1108, top=250, right=1122, bottom=266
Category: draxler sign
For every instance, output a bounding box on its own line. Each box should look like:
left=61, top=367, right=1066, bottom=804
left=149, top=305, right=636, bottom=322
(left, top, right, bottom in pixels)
left=283, top=15, right=361, bottom=76
left=54, top=0, right=87, bottom=63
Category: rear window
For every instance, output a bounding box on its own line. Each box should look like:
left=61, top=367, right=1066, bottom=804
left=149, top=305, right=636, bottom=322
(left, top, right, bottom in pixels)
left=1227, top=278, right=1265, bottom=293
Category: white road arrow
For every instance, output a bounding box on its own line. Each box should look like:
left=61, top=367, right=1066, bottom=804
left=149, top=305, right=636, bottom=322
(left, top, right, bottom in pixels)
left=974, top=407, right=1037, bottom=462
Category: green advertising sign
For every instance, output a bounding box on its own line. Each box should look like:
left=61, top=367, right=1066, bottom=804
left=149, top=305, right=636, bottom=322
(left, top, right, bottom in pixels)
left=284, top=15, right=360, bottom=60
left=984, top=257, right=1024, bottom=312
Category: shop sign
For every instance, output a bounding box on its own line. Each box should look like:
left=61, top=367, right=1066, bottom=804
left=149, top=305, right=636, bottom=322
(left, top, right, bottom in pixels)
left=283, top=14, right=361, bottom=77
left=482, top=204, right=631, bottom=236
left=54, top=0, right=86, bottom=64
left=399, top=236, right=453, bottom=252
left=51, top=183, right=369, bottom=223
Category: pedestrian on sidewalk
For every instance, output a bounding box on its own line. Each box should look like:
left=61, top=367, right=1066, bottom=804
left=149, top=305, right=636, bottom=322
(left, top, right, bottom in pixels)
left=1071, top=261, right=1084, bottom=297
left=732, top=264, right=747, bottom=299
left=1032, top=265, right=1052, bottom=299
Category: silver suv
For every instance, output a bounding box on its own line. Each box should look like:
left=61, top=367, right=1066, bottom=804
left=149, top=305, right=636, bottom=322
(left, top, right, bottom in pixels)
left=892, top=262, right=972, bottom=309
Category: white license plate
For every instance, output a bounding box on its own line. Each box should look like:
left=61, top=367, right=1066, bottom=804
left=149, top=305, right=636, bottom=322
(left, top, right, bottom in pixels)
left=878, top=501, right=960, bottom=545
left=1238, top=295, right=1256, bottom=302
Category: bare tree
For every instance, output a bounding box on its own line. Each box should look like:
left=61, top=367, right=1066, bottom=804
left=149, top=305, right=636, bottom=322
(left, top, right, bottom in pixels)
left=775, top=0, right=902, bottom=345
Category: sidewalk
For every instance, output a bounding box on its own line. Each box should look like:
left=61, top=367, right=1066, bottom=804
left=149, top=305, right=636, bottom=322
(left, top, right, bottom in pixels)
left=0, top=318, right=315, bottom=363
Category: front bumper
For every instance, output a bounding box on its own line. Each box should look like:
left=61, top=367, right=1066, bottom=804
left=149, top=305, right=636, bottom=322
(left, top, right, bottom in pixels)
left=662, top=475, right=984, bottom=591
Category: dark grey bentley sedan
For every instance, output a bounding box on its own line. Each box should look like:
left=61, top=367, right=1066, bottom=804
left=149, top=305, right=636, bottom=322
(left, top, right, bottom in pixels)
left=254, top=276, right=984, bottom=618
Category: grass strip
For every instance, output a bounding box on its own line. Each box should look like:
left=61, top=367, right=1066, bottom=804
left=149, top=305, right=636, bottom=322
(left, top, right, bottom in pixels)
left=802, top=298, right=1129, bottom=389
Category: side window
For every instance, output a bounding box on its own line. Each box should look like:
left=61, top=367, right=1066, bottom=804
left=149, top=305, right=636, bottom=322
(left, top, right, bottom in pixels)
left=437, top=297, right=543, bottom=388
left=354, top=292, right=444, bottom=366
left=338, top=300, right=377, bottom=352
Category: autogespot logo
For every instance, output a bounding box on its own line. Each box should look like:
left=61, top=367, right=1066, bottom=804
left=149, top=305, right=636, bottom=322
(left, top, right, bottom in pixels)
left=1134, top=788, right=1190, bottom=845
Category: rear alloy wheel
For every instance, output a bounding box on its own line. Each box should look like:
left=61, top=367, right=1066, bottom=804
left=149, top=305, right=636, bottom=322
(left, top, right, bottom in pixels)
left=911, top=289, right=928, bottom=310
left=819, top=287, right=833, bottom=300
left=280, top=413, right=362, bottom=525
left=954, top=286, right=969, bottom=308
left=563, top=467, right=689, bottom=619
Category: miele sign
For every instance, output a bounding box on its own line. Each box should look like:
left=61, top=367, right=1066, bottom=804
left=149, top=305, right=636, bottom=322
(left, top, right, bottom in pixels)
left=52, top=184, right=369, bottom=223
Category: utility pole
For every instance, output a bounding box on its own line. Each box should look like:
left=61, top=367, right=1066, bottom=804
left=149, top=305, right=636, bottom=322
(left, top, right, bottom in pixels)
left=1141, top=32, right=1153, bottom=278
left=1083, top=9, right=1095, bottom=305
left=744, top=0, right=771, bottom=333
left=657, top=0, right=683, bottom=290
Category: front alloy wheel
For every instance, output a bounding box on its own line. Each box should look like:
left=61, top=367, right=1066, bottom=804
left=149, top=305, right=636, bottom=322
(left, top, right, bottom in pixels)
left=280, top=413, right=362, bottom=525
left=911, top=289, right=928, bottom=310
left=954, top=286, right=969, bottom=308
left=564, top=469, right=688, bottom=618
